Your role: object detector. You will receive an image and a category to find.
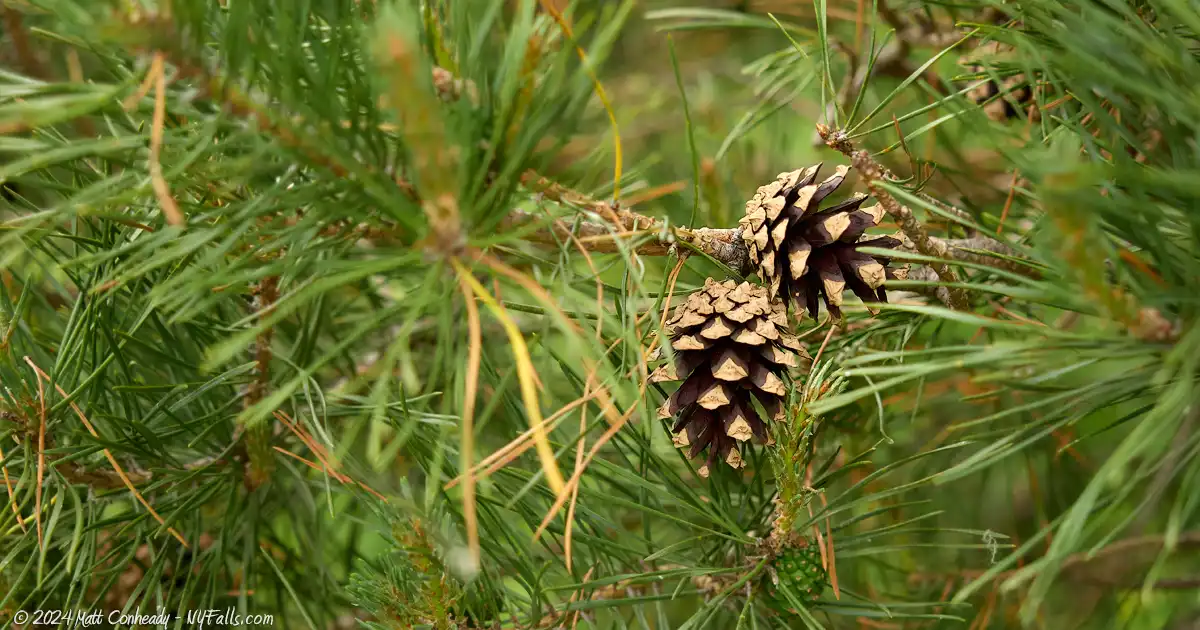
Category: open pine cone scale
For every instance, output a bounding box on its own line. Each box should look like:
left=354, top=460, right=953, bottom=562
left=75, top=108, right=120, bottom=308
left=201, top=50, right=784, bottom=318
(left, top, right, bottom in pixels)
left=740, top=164, right=902, bottom=319
left=651, top=279, right=811, bottom=476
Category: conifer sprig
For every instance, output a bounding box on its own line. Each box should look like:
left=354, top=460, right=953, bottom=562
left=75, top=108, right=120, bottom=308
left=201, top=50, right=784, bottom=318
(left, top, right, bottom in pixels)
left=3, top=0, right=1199, bottom=627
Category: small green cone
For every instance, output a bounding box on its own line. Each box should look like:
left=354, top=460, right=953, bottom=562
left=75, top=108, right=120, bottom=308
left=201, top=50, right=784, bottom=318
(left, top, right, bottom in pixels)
left=764, top=543, right=827, bottom=615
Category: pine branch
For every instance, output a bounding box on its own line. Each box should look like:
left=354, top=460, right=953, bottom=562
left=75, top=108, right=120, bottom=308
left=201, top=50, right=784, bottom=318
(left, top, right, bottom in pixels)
left=850, top=149, right=971, bottom=310
left=120, top=11, right=421, bottom=211
left=508, top=164, right=1046, bottom=299
left=243, top=275, right=279, bottom=490
left=501, top=208, right=748, bottom=270
left=942, top=235, right=1042, bottom=279
left=2, top=8, right=46, bottom=80
left=817, top=123, right=977, bottom=225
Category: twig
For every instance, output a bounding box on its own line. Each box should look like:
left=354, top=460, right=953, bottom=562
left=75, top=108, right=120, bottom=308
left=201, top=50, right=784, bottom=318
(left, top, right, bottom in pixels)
left=515, top=145, right=1037, bottom=298
left=943, top=236, right=1041, bottom=279
left=2, top=8, right=46, bottom=80
left=243, top=275, right=279, bottom=490
left=817, top=124, right=976, bottom=226
left=501, top=208, right=749, bottom=272
left=56, top=463, right=152, bottom=489
left=850, top=150, right=971, bottom=310
left=895, top=233, right=1043, bottom=286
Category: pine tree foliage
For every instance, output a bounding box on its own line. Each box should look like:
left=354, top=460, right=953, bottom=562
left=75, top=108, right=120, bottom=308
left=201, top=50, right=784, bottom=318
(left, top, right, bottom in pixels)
left=1, top=0, right=1198, bottom=628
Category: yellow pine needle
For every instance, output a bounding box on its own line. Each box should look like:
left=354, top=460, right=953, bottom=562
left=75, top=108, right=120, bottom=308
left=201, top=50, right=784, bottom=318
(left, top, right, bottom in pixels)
left=532, top=389, right=643, bottom=542
left=456, top=272, right=483, bottom=566
left=478, top=254, right=622, bottom=426
left=451, top=260, right=566, bottom=496
left=470, top=252, right=637, bottom=535
left=444, top=390, right=599, bottom=490
left=0, top=441, right=23, bottom=532
left=23, top=357, right=189, bottom=548
left=536, top=0, right=622, bottom=201
left=148, top=52, right=185, bottom=227
left=33, top=359, right=45, bottom=549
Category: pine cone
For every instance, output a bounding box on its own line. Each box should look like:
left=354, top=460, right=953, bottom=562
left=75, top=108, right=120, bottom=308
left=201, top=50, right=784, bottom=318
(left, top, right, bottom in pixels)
left=765, top=543, right=827, bottom=613
left=652, top=278, right=811, bottom=477
left=739, top=164, right=901, bottom=320
left=959, top=41, right=1034, bottom=122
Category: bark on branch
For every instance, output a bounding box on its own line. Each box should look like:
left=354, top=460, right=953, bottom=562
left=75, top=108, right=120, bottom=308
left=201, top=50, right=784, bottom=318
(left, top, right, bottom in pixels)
left=501, top=208, right=750, bottom=273
left=851, top=150, right=972, bottom=310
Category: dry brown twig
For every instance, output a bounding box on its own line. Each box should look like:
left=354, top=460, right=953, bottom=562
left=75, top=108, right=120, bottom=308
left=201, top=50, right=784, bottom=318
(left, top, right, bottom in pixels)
left=812, top=123, right=1047, bottom=309
left=500, top=207, right=748, bottom=271
left=851, top=148, right=970, bottom=309
left=505, top=162, right=1044, bottom=315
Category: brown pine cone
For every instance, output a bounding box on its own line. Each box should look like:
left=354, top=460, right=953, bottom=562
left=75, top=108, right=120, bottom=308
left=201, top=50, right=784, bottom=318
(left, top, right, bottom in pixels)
left=652, top=279, right=811, bottom=477
left=739, top=164, right=901, bottom=320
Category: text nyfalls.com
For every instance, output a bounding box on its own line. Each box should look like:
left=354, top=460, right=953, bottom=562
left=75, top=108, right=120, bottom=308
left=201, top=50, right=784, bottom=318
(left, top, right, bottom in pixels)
left=13, top=607, right=275, bottom=628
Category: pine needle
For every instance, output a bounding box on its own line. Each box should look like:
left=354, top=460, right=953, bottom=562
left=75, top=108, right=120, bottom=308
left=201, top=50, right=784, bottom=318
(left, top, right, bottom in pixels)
left=478, top=253, right=623, bottom=427
left=623, top=181, right=687, bottom=207
left=23, top=357, right=189, bottom=548
left=532, top=388, right=644, bottom=542
left=820, top=492, right=839, bottom=599
left=0, top=442, right=23, bottom=532
left=444, top=391, right=599, bottom=490
left=809, top=323, right=837, bottom=376
left=536, top=0, right=623, bottom=201
left=563, top=398, right=588, bottom=573
left=456, top=272, right=483, bottom=566
left=274, top=412, right=389, bottom=503
left=123, top=60, right=158, bottom=111
left=569, top=566, right=596, bottom=629
left=276, top=412, right=348, bottom=483
left=273, top=446, right=325, bottom=472
left=533, top=222, right=604, bottom=575
left=32, top=356, right=45, bottom=549
left=148, top=52, right=185, bottom=227
left=997, top=169, right=1020, bottom=235
left=452, top=259, right=567, bottom=496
